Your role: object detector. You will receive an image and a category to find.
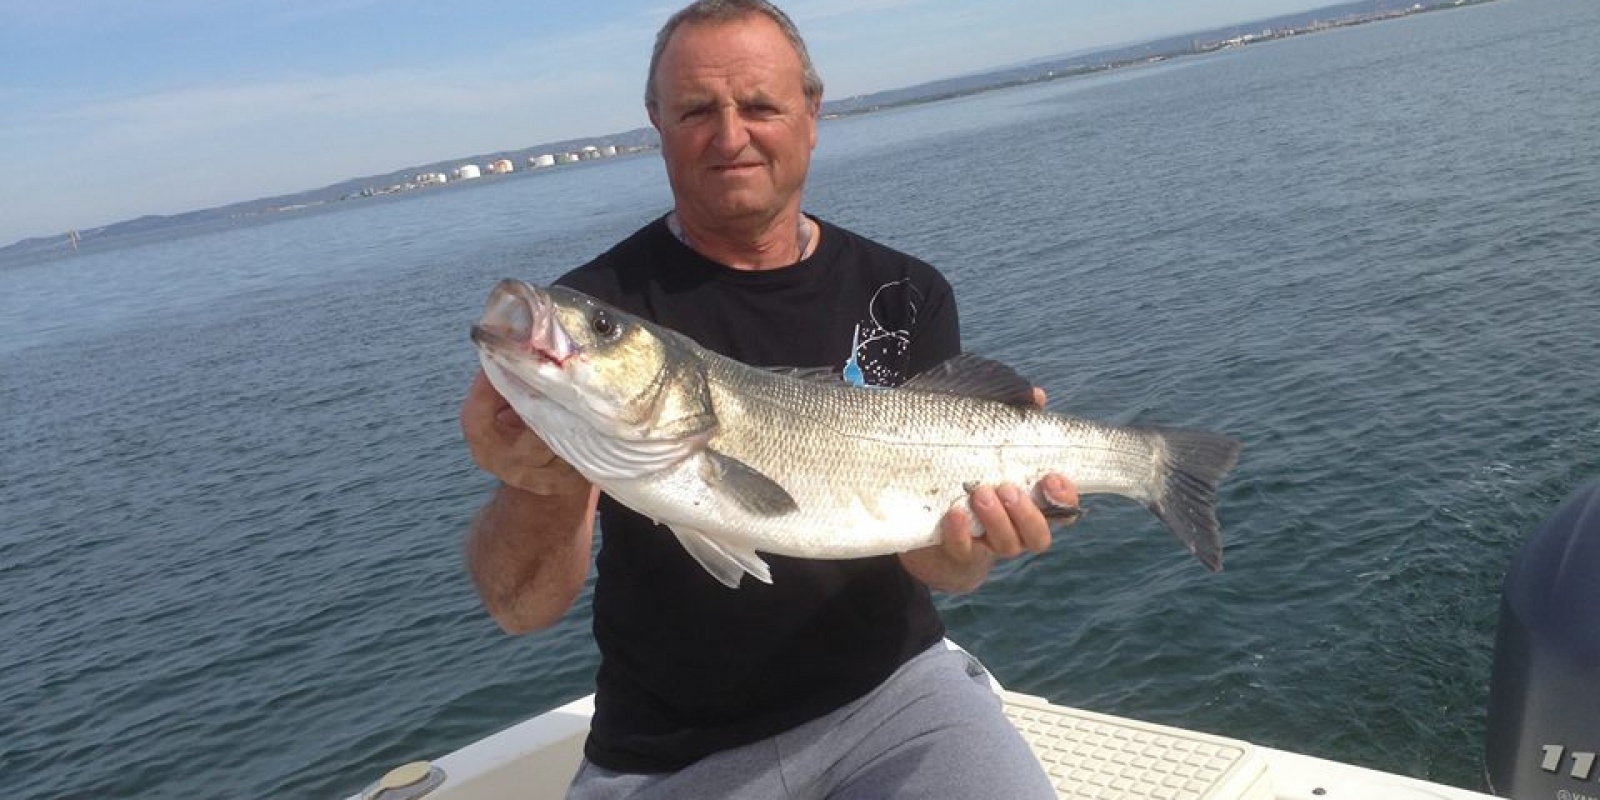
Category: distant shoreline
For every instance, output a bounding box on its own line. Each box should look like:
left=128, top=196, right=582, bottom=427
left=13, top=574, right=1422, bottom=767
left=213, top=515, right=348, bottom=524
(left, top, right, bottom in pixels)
left=1, top=0, right=1499, bottom=261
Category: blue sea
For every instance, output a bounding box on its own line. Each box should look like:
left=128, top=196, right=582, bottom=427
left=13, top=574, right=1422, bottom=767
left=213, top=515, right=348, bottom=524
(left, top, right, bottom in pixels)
left=3, top=1, right=1597, bottom=796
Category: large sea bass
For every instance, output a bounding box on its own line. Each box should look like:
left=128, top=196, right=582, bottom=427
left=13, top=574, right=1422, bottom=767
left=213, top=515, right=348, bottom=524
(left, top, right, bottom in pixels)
left=471, top=280, right=1241, bottom=588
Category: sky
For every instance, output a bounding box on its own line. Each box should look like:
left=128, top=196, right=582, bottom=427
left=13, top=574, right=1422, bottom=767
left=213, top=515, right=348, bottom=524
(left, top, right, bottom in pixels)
left=0, top=0, right=1335, bottom=246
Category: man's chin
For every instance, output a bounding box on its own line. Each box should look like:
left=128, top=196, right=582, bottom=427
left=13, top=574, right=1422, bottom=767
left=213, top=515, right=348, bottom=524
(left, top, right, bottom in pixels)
left=690, top=197, right=782, bottom=224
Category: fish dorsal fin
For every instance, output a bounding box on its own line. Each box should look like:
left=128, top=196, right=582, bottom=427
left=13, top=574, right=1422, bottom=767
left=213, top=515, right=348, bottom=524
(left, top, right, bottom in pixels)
left=901, top=353, right=1037, bottom=407
left=764, top=366, right=841, bottom=384
left=669, top=526, right=773, bottom=588
left=699, top=449, right=799, bottom=516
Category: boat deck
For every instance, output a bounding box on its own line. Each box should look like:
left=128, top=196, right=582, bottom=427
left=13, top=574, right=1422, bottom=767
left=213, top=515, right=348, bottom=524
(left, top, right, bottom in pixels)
left=352, top=692, right=1498, bottom=800
left=1003, top=692, right=1271, bottom=799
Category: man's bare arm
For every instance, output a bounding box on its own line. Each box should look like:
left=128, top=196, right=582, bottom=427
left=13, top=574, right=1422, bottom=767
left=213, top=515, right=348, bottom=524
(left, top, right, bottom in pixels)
left=466, top=483, right=597, bottom=633
left=461, top=370, right=598, bottom=634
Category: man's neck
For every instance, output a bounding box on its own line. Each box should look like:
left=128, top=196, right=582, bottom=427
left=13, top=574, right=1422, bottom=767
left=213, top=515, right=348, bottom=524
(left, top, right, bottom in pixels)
left=668, top=211, right=817, bottom=271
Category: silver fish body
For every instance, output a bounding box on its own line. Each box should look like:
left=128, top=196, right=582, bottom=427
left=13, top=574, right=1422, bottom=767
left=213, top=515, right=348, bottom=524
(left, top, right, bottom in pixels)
left=471, top=280, right=1240, bottom=588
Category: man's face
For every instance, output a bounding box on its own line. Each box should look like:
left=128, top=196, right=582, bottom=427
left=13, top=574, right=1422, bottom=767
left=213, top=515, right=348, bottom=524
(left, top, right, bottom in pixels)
left=648, top=14, right=819, bottom=231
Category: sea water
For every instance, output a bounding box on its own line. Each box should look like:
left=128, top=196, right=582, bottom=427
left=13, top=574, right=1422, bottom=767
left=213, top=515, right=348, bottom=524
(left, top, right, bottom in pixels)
left=2, top=1, right=1598, bottom=796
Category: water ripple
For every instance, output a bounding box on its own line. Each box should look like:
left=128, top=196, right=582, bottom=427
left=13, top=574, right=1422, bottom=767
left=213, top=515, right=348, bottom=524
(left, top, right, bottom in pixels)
left=3, top=2, right=1598, bottom=797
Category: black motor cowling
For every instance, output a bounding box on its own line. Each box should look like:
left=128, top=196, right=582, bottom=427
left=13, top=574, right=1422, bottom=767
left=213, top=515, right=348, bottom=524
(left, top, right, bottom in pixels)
left=1485, top=479, right=1600, bottom=798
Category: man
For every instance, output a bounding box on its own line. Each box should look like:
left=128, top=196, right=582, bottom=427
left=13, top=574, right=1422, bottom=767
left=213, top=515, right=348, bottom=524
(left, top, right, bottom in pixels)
left=460, top=1, right=1077, bottom=797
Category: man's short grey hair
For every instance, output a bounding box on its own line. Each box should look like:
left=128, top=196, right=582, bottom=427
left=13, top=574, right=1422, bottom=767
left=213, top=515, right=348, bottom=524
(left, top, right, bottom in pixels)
left=645, top=0, right=825, bottom=111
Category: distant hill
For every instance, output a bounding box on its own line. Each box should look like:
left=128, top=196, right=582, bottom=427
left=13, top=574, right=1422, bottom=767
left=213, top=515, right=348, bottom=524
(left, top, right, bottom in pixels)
left=0, top=127, right=662, bottom=265
left=820, top=0, right=1474, bottom=115
left=1, top=0, right=1489, bottom=264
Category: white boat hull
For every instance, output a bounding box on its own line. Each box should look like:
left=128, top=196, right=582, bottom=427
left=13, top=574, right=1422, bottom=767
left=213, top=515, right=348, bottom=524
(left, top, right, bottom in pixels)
left=350, top=689, right=1497, bottom=800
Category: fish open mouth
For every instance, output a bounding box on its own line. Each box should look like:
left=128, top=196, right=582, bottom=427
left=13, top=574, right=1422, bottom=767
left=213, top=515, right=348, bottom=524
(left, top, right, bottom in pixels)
left=470, top=279, right=576, bottom=368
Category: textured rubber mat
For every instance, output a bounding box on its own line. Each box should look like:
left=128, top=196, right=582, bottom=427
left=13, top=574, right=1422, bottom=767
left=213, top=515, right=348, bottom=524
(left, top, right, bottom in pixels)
left=1002, top=693, right=1274, bottom=800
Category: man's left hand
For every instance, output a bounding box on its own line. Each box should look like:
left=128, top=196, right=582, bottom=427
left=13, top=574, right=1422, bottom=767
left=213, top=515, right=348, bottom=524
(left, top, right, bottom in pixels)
left=898, top=387, right=1079, bottom=594
left=899, top=473, right=1079, bottom=594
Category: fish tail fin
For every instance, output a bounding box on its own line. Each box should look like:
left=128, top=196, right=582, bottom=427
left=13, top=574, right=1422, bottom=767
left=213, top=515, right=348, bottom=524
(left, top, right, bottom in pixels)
left=1141, top=427, right=1241, bottom=572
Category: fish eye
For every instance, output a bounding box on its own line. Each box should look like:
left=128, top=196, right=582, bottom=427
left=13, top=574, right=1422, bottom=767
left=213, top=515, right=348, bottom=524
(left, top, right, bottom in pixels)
left=590, top=309, right=620, bottom=340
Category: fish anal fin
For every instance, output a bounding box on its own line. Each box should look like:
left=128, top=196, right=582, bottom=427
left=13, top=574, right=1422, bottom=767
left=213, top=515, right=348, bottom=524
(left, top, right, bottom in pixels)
left=700, top=450, right=799, bottom=517
left=669, top=527, right=773, bottom=589
left=902, top=353, right=1037, bottom=407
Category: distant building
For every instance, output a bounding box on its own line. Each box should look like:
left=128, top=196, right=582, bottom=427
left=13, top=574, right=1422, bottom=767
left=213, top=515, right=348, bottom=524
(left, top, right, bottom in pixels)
left=455, top=164, right=482, bottom=180
left=580, top=145, right=601, bottom=160
left=600, top=145, right=619, bottom=157
left=529, top=154, right=556, bottom=168
left=415, top=172, right=448, bottom=186
left=557, top=153, right=580, bottom=164
left=489, top=159, right=514, bottom=175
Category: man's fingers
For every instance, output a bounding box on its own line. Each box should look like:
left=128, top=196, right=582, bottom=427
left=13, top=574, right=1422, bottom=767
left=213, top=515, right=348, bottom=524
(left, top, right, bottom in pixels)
left=970, top=485, right=1023, bottom=558
left=462, top=369, right=528, bottom=440
left=1038, top=473, right=1077, bottom=507
left=938, top=507, right=976, bottom=561
left=963, top=476, right=1077, bottom=558
left=999, top=484, right=1053, bottom=554
left=462, top=371, right=509, bottom=434
left=1035, top=473, right=1080, bottom=529
left=493, top=405, right=527, bottom=437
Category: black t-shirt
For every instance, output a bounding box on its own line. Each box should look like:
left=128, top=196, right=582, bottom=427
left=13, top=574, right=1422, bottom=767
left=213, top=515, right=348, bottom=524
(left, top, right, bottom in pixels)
left=557, top=215, right=962, bottom=773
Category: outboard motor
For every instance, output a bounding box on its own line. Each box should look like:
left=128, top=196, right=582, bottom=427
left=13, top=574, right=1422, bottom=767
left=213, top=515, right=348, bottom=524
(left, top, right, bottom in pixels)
left=1485, top=479, right=1600, bottom=798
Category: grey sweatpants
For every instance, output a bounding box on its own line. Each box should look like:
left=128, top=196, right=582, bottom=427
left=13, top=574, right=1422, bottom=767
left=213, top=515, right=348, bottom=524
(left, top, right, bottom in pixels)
left=566, top=642, right=1055, bottom=799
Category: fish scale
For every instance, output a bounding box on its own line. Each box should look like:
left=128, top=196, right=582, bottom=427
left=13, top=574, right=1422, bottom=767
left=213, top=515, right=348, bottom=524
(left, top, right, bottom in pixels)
left=701, top=363, right=1164, bottom=552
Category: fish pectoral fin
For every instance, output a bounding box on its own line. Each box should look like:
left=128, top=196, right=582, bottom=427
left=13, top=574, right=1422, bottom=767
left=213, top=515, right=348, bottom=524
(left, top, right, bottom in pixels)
left=669, top=527, right=773, bottom=589
left=699, top=450, right=799, bottom=517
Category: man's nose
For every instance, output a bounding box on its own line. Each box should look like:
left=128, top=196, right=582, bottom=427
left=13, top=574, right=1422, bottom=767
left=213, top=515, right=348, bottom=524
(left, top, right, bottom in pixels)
left=711, top=108, right=750, bottom=156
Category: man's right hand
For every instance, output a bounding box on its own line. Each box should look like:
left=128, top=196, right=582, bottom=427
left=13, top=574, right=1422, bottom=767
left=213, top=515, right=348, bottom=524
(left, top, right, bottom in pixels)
left=460, top=369, right=590, bottom=496
left=461, top=369, right=598, bottom=634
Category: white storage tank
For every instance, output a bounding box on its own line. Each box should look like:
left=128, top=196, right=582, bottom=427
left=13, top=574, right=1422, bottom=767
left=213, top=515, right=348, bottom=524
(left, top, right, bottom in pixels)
left=455, top=164, right=481, bottom=180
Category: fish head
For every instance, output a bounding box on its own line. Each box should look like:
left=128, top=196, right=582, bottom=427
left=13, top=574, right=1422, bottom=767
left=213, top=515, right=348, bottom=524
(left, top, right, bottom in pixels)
left=471, top=280, right=715, bottom=442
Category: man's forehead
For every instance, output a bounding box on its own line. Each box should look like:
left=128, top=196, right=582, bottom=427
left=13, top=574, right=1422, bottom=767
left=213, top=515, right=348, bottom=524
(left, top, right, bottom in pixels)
left=673, top=11, right=782, bottom=43
left=656, top=34, right=805, bottom=100
left=664, top=85, right=789, bottom=111
left=660, top=15, right=801, bottom=75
